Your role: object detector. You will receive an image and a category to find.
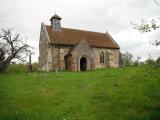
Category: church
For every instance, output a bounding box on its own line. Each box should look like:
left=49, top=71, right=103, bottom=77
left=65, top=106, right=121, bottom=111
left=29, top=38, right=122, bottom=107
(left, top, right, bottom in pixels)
left=39, top=14, right=121, bottom=71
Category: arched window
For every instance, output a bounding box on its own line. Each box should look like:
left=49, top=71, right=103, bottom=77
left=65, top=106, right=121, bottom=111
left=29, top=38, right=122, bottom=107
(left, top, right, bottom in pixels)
left=100, top=52, right=105, bottom=63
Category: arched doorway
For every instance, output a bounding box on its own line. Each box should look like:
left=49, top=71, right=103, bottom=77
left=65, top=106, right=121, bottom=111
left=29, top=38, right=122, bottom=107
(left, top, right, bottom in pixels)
left=80, top=57, right=87, bottom=71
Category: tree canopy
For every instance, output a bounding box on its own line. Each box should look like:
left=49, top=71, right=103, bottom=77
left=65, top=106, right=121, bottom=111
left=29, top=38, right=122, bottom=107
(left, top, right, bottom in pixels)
left=132, top=0, right=160, bottom=46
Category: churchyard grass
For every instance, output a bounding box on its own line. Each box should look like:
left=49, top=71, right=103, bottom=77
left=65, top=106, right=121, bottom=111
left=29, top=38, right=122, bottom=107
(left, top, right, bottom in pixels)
left=0, top=65, right=160, bottom=120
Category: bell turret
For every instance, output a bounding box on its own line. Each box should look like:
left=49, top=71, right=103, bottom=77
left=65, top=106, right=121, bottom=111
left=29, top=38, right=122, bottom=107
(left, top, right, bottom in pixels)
left=50, top=14, right=62, bottom=32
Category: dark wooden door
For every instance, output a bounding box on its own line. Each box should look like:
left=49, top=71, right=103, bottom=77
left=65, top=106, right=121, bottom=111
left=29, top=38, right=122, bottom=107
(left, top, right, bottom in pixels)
left=80, top=57, right=87, bottom=71
left=65, top=55, right=72, bottom=71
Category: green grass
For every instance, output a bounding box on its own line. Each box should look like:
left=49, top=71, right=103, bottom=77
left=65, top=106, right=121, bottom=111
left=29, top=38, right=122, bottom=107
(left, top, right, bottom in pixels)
left=0, top=66, right=160, bottom=120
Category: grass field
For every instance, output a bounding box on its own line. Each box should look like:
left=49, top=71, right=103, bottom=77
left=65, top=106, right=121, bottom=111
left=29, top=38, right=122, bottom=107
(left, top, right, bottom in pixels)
left=0, top=66, right=160, bottom=120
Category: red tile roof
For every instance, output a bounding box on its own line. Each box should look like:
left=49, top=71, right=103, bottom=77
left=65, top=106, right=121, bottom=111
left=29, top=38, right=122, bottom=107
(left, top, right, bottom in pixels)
left=45, top=25, right=120, bottom=49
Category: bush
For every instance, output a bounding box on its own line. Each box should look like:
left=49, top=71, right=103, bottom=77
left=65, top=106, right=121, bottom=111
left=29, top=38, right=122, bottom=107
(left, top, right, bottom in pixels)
left=145, top=59, right=155, bottom=66
left=31, top=63, right=39, bottom=72
left=156, top=57, right=160, bottom=67
left=4, top=63, right=39, bottom=74
left=5, top=64, right=28, bottom=73
left=145, top=57, right=160, bottom=68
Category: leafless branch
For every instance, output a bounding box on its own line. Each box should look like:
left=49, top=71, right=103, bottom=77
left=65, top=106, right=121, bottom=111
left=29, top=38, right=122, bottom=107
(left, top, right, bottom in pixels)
left=0, top=28, right=33, bottom=71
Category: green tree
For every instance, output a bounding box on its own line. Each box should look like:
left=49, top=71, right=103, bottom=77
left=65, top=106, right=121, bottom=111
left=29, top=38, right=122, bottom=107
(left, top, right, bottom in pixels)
left=132, top=0, right=160, bottom=46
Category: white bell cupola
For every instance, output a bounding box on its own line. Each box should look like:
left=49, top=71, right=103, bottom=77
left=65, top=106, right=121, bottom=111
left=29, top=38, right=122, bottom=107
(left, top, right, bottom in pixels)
left=50, top=14, right=62, bottom=32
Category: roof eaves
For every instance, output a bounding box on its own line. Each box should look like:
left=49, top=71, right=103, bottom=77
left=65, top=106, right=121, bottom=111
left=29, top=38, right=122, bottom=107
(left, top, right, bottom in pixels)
left=42, top=23, right=51, bottom=42
left=90, top=45, right=120, bottom=49
left=105, top=31, right=120, bottom=49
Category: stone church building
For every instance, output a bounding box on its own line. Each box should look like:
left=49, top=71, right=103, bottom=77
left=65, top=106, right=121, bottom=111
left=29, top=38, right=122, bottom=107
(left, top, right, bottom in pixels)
left=39, top=14, right=121, bottom=71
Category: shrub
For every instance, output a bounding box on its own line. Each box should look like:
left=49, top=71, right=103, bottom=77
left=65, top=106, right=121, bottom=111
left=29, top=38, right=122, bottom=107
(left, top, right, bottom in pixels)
left=156, top=57, right=160, bottom=67
left=4, top=63, right=39, bottom=74
left=145, top=57, right=160, bottom=68
left=5, top=64, right=28, bottom=74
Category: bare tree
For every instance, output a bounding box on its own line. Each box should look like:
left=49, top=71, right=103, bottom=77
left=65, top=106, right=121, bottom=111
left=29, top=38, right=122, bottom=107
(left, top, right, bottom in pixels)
left=0, top=29, right=32, bottom=72
left=123, top=52, right=133, bottom=66
left=134, top=56, right=141, bottom=66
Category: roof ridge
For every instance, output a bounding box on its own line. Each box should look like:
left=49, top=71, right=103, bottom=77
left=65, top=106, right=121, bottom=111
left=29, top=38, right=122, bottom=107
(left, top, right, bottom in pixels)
left=45, top=25, right=105, bottom=34
left=62, top=27, right=105, bottom=34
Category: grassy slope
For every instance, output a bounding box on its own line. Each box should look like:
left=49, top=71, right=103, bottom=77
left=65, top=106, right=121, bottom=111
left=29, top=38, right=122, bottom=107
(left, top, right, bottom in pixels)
left=0, top=66, right=160, bottom=120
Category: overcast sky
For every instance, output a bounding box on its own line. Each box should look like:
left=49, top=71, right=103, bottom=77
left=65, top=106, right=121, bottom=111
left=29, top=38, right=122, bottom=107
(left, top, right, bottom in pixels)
left=0, top=0, right=160, bottom=62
